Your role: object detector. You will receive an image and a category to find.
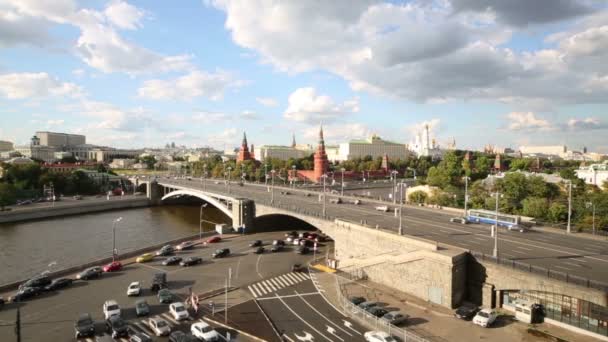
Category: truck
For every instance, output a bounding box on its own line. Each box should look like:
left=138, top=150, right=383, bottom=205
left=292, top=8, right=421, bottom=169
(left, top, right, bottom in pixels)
left=150, top=272, right=167, bottom=292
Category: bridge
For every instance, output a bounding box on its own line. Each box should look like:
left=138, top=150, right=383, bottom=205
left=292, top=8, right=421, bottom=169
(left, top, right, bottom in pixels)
left=134, top=176, right=608, bottom=339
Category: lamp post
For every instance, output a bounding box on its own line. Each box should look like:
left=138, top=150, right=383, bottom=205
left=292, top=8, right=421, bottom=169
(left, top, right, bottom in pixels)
left=270, top=169, right=276, bottom=204
left=391, top=170, right=398, bottom=204
left=199, top=203, right=208, bottom=241
left=203, top=163, right=207, bottom=191
left=408, top=167, right=417, bottom=180
left=292, top=165, right=296, bottom=188
left=112, top=217, right=123, bottom=261
left=567, top=180, right=574, bottom=234
left=264, top=164, right=269, bottom=186
left=227, top=166, right=232, bottom=194
left=321, top=174, right=328, bottom=217
left=398, top=182, right=406, bottom=235
left=586, top=201, right=596, bottom=235
left=463, top=176, right=470, bottom=217
left=340, top=168, right=345, bottom=197
left=492, top=192, right=502, bottom=258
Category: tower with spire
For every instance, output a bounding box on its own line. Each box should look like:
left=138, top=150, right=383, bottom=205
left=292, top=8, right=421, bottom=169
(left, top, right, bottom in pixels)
left=237, top=132, right=252, bottom=162
left=313, top=125, right=329, bottom=182
left=291, top=133, right=296, bottom=148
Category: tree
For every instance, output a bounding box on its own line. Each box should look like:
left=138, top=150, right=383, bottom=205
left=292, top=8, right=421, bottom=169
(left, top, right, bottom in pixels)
left=409, top=191, right=428, bottom=204
left=510, top=158, right=532, bottom=171
left=603, top=180, right=608, bottom=192
left=0, top=183, right=17, bottom=210
left=559, top=168, right=577, bottom=180
left=522, top=197, right=548, bottom=219
left=474, top=155, right=491, bottom=179
left=548, top=203, right=568, bottom=223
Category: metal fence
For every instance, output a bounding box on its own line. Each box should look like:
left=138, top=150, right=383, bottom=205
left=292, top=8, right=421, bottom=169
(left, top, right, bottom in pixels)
left=335, top=270, right=430, bottom=342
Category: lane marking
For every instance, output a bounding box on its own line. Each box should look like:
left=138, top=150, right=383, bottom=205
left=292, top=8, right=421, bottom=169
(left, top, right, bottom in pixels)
left=275, top=294, right=334, bottom=342
left=511, top=250, right=526, bottom=254
left=254, top=283, right=267, bottom=295
left=291, top=272, right=308, bottom=282
left=260, top=281, right=273, bottom=294
left=270, top=277, right=283, bottom=290
left=563, top=262, right=583, bottom=268
left=280, top=274, right=296, bottom=286
left=248, top=285, right=259, bottom=298
left=257, top=292, right=320, bottom=300
left=275, top=275, right=289, bottom=287
left=516, top=246, right=533, bottom=251
left=255, top=254, right=264, bottom=279
left=264, top=280, right=278, bottom=292
left=294, top=290, right=353, bottom=337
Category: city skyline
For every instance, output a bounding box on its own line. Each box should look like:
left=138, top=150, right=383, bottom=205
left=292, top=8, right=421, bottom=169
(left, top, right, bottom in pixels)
left=1, top=1, right=607, bottom=152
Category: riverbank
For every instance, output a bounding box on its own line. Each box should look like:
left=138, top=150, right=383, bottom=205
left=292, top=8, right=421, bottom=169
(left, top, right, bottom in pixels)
left=0, top=197, right=151, bottom=224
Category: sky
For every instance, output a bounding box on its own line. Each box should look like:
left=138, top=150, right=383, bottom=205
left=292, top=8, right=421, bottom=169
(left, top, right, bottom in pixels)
left=0, top=0, right=607, bottom=152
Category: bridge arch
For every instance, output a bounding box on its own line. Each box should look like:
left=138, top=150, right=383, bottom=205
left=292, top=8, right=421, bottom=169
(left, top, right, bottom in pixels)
left=161, top=189, right=233, bottom=219
left=254, top=213, right=318, bottom=233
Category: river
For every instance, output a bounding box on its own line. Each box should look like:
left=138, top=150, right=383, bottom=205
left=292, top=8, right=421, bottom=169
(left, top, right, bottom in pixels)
left=0, top=205, right=229, bottom=285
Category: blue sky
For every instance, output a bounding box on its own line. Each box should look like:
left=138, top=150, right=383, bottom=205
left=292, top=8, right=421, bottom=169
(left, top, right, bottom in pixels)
left=0, top=0, right=607, bottom=152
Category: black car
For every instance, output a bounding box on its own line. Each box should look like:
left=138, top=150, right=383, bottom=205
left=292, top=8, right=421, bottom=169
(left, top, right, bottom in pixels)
left=157, top=289, right=173, bottom=304
left=11, top=287, right=41, bottom=302
left=180, top=256, right=203, bottom=267
left=253, top=246, right=265, bottom=254
left=272, top=239, right=285, bottom=246
left=106, top=315, right=129, bottom=339
left=0, top=296, right=4, bottom=308
left=151, top=272, right=167, bottom=292
left=77, top=267, right=103, bottom=280
left=162, top=256, right=182, bottom=266
left=130, top=332, right=153, bottom=342
left=291, top=264, right=306, bottom=272
left=19, top=275, right=51, bottom=290
left=212, top=248, right=230, bottom=258
left=156, top=245, right=175, bottom=256
left=135, top=299, right=150, bottom=317
left=349, top=296, right=366, bottom=305
left=249, top=240, right=262, bottom=247
left=270, top=245, right=283, bottom=253
left=367, top=307, right=389, bottom=318
left=75, top=313, right=95, bottom=338
left=169, top=331, right=198, bottom=342
left=296, top=246, right=309, bottom=254
left=454, top=304, right=479, bottom=320
left=44, top=278, right=73, bottom=291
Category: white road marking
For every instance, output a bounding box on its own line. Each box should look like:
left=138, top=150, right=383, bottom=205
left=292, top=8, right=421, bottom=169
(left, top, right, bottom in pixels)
left=563, top=262, right=583, bottom=268
left=511, top=250, right=526, bottom=254
left=161, top=313, right=179, bottom=325
left=254, top=283, right=267, bottom=295
left=280, top=274, right=296, bottom=286
left=516, top=246, right=533, bottom=251
left=275, top=275, right=289, bottom=287
left=342, top=320, right=362, bottom=335
left=264, top=280, right=278, bottom=292
left=284, top=335, right=296, bottom=342
left=291, top=272, right=308, bottom=281
left=554, top=265, right=571, bottom=271
left=285, top=273, right=301, bottom=284
left=256, top=254, right=264, bottom=279
left=473, top=236, right=487, bottom=241
left=256, top=292, right=320, bottom=301
left=295, top=291, right=353, bottom=337
left=275, top=294, right=334, bottom=342
left=248, top=285, right=259, bottom=298
left=260, top=281, right=273, bottom=293
left=270, top=277, right=283, bottom=290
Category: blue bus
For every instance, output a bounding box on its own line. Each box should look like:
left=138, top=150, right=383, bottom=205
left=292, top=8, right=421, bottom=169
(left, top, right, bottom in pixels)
left=466, top=209, right=525, bottom=232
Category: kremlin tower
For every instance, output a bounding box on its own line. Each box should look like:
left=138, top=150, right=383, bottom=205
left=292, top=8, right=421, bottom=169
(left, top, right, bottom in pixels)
left=237, top=132, right=252, bottom=162
left=313, top=125, right=329, bottom=182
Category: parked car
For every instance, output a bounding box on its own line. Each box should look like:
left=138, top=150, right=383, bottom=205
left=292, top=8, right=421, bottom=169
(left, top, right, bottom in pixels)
left=367, top=307, right=389, bottom=317
left=73, top=195, right=83, bottom=200
left=127, top=282, right=141, bottom=296
left=291, top=264, right=306, bottom=272
left=135, top=299, right=150, bottom=317
left=253, top=246, right=265, bottom=254
left=315, top=235, right=327, bottom=243
left=249, top=240, right=262, bottom=247
left=0, top=297, right=4, bottom=308
left=473, top=309, right=498, bottom=328
left=297, top=246, right=310, bottom=254
left=20, top=275, right=51, bottom=290
left=364, top=331, right=397, bottom=342
left=212, top=248, right=230, bottom=258
left=103, top=299, right=121, bottom=319
left=103, top=261, right=123, bottom=272
left=156, top=245, right=175, bottom=256
left=450, top=217, right=469, bottom=225
left=151, top=272, right=167, bottom=292
left=271, top=245, right=283, bottom=253
left=272, top=239, right=285, bottom=246
left=106, top=315, right=129, bottom=339
left=10, top=287, right=40, bottom=302
left=168, top=331, right=198, bottom=342
left=130, top=332, right=153, bottom=342
left=207, top=236, right=222, bottom=243
left=148, top=317, right=171, bottom=336
left=74, top=313, right=95, bottom=338
left=349, top=296, right=366, bottom=305
left=136, top=253, right=155, bottom=263
left=169, top=302, right=189, bottom=321
left=162, top=256, right=183, bottom=266
left=358, top=301, right=380, bottom=310
left=158, top=289, right=173, bottom=304
left=292, top=238, right=301, bottom=245
left=44, top=278, right=73, bottom=291
left=77, top=267, right=103, bottom=280
left=454, top=304, right=479, bottom=320
left=190, top=322, right=219, bottom=341
left=180, top=256, right=203, bottom=267
left=176, top=241, right=196, bottom=251
left=381, top=311, right=409, bottom=325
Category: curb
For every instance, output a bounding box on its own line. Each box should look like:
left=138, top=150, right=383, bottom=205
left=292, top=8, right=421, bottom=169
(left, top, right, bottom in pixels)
left=203, top=315, right=268, bottom=342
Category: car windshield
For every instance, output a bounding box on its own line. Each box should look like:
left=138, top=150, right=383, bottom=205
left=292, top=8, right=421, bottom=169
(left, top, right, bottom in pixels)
left=156, top=320, right=167, bottom=328
left=130, top=284, right=138, bottom=289
left=478, top=312, right=489, bottom=318
left=202, top=326, right=213, bottom=333
left=78, top=317, right=93, bottom=325
left=175, top=306, right=185, bottom=312
left=107, top=305, right=119, bottom=311
left=112, top=319, right=125, bottom=328
left=137, top=302, right=147, bottom=308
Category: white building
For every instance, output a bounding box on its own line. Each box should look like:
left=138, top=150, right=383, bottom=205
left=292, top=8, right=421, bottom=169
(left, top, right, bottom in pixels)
left=409, top=125, right=445, bottom=158
left=254, top=145, right=312, bottom=162
left=35, top=131, right=86, bottom=147
left=335, top=135, right=410, bottom=162
left=109, top=159, right=136, bottom=169
left=519, top=145, right=567, bottom=156
left=0, top=140, right=13, bottom=152
left=576, top=162, right=608, bottom=188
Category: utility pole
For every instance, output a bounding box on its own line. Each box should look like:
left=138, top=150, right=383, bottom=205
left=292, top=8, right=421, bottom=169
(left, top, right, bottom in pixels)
left=463, top=176, right=470, bottom=217
left=392, top=170, right=398, bottom=204
left=587, top=201, right=596, bottom=235
left=340, top=168, right=345, bottom=197
left=112, top=217, right=122, bottom=262
left=199, top=204, right=207, bottom=241
left=224, top=278, right=228, bottom=324
left=493, top=192, right=501, bottom=258
left=270, top=170, right=276, bottom=204
left=322, top=174, right=327, bottom=217
left=15, top=308, right=21, bottom=342
left=398, top=182, right=405, bottom=235
left=567, top=180, right=573, bottom=234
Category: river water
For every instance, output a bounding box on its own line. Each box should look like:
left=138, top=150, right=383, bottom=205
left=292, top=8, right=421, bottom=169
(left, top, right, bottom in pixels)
left=0, top=205, right=229, bottom=285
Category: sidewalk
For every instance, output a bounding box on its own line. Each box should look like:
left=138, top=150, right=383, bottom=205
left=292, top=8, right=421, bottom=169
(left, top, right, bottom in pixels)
left=311, top=266, right=600, bottom=342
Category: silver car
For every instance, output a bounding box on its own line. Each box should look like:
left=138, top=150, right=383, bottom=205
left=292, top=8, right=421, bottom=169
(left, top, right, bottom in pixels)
left=381, top=311, right=409, bottom=326
left=148, top=317, right=171, bottom=336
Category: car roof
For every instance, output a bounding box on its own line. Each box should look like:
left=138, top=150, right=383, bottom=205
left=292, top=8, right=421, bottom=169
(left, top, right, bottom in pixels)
left=130, top=281, right=140, bottom=285
left=193, top=321, right=210, bottom=328
left=479, top=308, right=493, bottom=313
left=104, top=299, right=118, bottom=305
left=150, top=317, right=165, bottom=323
left=171, top=302, right=184, bottom=307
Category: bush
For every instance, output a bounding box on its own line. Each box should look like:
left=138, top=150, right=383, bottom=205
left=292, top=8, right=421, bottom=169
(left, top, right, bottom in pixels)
left=409, top=191, right=428, bottom=204
left=548, top=203, right=568, bottom=223
left=522, top=197, right=549, bottom=220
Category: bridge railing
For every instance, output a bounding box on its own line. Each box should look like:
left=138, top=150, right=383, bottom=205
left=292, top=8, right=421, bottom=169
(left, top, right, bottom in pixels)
left=470, top=251, right=608, bottom=292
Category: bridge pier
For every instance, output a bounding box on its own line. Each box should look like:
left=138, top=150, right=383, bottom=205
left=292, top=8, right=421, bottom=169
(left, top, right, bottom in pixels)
left=231, top=198, right=255, bottom=232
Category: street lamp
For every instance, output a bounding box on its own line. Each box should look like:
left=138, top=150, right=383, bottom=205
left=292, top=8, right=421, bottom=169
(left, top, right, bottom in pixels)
left=566, top=180, right=575, bottom=234
left=491, top=192, right=503, bottom=258
left=463, top=176, right=470, bottom=217
left=397, top=182, right=407, bottom=235
left=203, top=163, right=208, bottom=191
left=340, top=168, right=346, bottom=197
left=586, top=201, right=596, bottom=235
left=199, top=203, right=208, bottom=241
left=391, top=170, right=398, bottom=204
left=227, top=166, right=232, bottom=194
left=292, top=165, right=296, bottom=188
left=270, top=169, right=276, bottom=204
left=321, top=174, right=328, bottom=217
left=112, top=217, right=123, bottom=261
left=264, top=164, right=269, bottom=185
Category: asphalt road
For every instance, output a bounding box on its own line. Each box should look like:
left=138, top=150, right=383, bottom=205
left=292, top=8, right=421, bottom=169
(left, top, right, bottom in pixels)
left=157, top=178, right=608, bottom=286
left=0, top=231, right=317, bottom=341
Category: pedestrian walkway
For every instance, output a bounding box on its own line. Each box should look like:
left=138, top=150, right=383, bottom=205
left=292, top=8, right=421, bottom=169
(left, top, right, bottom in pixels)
left=247, top=272, right=310, bottom=298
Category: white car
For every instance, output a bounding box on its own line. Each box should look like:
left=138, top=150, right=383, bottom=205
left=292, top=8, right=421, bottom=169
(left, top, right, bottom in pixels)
left=148, top=317, right=171, bottom=336
left=103, top=300, right=121, bottom=319
left=286, top=236, right=294, bottom=243
left=473, top=309, right=498, bottom=328
left=364, top=331, right=397, bottom=342
left=292, top=238, right=300, bottom=246
left=127, top=282, right=141, bottom=296
left=191, top=322, right=219, bottom=341
left=169, top=302, right=189, bottom=321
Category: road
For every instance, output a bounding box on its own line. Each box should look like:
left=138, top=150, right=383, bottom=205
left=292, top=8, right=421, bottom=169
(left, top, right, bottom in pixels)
left=0, top=231, right=317, bottom=341
left=157, top=178, right=608, bottom=287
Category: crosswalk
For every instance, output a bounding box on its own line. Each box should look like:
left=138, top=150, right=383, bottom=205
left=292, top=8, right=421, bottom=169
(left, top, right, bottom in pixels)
left=247, top=272, right=310, bottom=298
left=81, top=312, right=194, bottom=342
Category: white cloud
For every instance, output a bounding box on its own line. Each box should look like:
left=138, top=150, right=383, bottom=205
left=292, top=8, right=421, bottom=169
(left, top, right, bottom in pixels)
left=138, top=70, right=245, bottom=100
left=407, top=118, right=441, bottom=136
left=506, top=112, right=554, bottom=131
left=256, top=97, right=278, bottom=107
left=567, top=117, right=608, bottom=130
left=302, top=123, right=370, bottom=143
left=0, top=10, right=51, bottom=48
left=207, top=127, right=238, bottom=147
left=0, top=72, right=82, bottom=99
left=240, top=110, right=259, bottom=120
left=104, top=0, right=145, bottom=30
left=283, top=87, right=359, bottom=124
left=47, top=119, right=65, bottom=126
left=192, top=110, right=231, bottom=122
left=79, top=100, right=158, bottom=132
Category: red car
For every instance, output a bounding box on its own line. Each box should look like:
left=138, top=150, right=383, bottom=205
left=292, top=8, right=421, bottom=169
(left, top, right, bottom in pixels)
left=103, top=261, right=122, bottom=272
left=207, top=236, right=221, bottom=243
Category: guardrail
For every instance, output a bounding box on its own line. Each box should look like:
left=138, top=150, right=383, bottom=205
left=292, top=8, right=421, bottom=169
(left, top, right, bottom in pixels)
left=470, top=251, right=608, bottom=292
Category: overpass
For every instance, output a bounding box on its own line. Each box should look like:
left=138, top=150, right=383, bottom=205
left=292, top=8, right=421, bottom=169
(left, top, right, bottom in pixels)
left=134, top=176, right=608, bottom=339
